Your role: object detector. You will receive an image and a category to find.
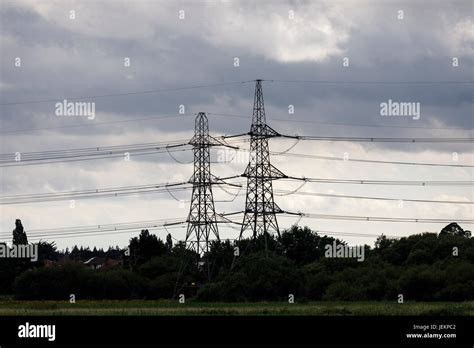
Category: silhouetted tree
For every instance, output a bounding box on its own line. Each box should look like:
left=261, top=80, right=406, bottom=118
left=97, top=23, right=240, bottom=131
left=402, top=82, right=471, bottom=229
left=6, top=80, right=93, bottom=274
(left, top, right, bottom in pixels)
left=375, top=234, right=394, bottom=249
left=37, top=241, right=58, bottom=261
left=206, top=239, right=234, bottom=278
left=126, top=229, right=167, bottom=268
left=440, top=223, right=471, bottom=237
left=280, top=225, right=338, bottom=265
left=70, top=245, right=81, bottom=261
left=12, top=219, right=28, bottom=245
left=166, top=233, right=173, bottom=253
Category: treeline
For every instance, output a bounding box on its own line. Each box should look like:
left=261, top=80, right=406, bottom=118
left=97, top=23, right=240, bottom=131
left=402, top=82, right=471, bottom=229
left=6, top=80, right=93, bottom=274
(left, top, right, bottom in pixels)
left=3, top=223, right=474, bottom=302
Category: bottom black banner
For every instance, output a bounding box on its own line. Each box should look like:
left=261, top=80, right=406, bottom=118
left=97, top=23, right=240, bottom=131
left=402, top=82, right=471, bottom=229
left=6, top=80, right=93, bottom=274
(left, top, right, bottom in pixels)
left=0, top=316, right=472, bottom=346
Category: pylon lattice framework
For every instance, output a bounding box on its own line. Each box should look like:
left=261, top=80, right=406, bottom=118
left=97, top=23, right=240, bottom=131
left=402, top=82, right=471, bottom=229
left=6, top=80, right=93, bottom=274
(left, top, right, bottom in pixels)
left=240, top=80, right=286, bottom=241
left=185, top=112, right=222, bottom=255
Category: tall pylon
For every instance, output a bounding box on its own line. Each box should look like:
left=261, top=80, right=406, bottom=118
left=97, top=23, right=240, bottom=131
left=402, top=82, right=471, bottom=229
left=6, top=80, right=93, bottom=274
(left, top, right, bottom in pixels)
left=185, top=112, right=220, bottom=257
left=178, top=112, right=237, bottom=287
left=240, top=80, right=286, bottom=252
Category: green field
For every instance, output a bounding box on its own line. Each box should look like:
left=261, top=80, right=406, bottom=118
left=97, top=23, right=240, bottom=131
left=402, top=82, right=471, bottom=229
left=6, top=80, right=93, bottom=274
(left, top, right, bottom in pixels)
left=0, top=300, right=472, bottom=316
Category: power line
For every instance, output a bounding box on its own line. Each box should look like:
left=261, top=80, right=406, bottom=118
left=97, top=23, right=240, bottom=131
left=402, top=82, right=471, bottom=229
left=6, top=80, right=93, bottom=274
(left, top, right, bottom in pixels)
left=313, top=231, right=401, bottom=239
left=0, top=80, right=255, bottom=106
left=2, top=111, right=469, bottom=139
left=23, top=225, right=185, bottom=241
left=4, top=225, right=185, bottom=241
left=0, top=176, right=242, bottom=204
left=0, top=141, right=188, bottom=160
left=0, top=220, right=186, bottom=240
left=5, top=145, right=470, bottom=169
left=216, top=230, right=405, bottom=240
left=3, top=110, right=467, bottom=134
left=3, top=78, right=471, bottom=107
left=263, top=79, right=473, bottom=85
left=0, top=138, right=248, bottom=167
left=220, top=132, right=473, bottom=143
left=285, top=177, right=472, bottom=186
left=296, top=212, right=473, bottom=224
left=0, top=113, right=194, bottom=134
left=0, top=148, right=188, bottom=167
left=225, top=211, right=473, bottom=224
left=282, top=134, right=473, bottom=143
left=272, top=151, right=474, bottom=168
left=183, top=184, right=473, bottom=204
left=5, top=134, right=470, bottom=168
left=208, top=112, right=470, bottom=131
left=2, top=181, right=471, bottom=205
left=0, top=218, right=183, bottom=236
left=204, top=185, right=474, bottom=204
left=225, top=143, right=472, bottom=168
left=273, top=189, right=473, bottom=205
left=0, top=223, right=402, bottom=241
left=0, top=184, right=189, bottom=205
left=2, top=174, right=471, bottom=204
left=4, top=213, right=466, bottom=242
left=7, top=146, right=470, bottom=169
left=0, top=187, right=191, bottom=205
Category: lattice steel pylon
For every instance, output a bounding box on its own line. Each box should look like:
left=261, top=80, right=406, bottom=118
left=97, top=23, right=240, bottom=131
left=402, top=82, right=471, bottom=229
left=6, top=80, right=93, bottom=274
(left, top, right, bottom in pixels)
left=240, top=80, right=286, bottom=252
left=185, top=112, right=222, bottom=257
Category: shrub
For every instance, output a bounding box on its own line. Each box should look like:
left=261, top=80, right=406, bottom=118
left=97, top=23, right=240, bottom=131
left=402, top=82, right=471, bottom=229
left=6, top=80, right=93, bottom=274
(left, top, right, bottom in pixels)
left=13, top=264, right=147, bottom=300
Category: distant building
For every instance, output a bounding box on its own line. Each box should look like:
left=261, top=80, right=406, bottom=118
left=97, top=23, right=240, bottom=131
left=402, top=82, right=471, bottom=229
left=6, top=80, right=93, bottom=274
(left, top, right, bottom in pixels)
left=84, top=256, right=105, bottom=269
left=83, top=256, right=122, bottom=269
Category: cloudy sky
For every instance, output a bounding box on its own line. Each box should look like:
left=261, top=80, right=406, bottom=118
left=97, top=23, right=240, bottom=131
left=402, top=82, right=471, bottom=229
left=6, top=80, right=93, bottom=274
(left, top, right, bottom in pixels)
left=0, top=0, right=472, bottom=250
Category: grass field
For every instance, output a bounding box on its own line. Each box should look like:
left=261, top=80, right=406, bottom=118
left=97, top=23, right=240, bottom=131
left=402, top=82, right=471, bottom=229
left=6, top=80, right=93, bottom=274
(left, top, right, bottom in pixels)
left=0, top=300, right=472, bottom=316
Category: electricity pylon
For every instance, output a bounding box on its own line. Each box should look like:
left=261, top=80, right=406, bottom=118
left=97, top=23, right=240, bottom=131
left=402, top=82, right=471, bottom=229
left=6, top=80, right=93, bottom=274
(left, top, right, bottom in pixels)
left=170, top=112, right=237, bottom=292
left=186, top=112, right=221, bottom=257
left=240, top=80, right=286, bottom=254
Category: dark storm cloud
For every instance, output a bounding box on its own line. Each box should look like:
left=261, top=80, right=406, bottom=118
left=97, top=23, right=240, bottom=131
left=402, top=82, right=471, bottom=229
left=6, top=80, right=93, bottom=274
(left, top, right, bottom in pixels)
left=1, top=0, right=472, bottom=134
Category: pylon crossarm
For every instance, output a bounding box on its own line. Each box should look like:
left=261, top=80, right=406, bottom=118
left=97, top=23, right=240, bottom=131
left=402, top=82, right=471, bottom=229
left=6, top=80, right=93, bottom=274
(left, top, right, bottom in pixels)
left=249, top=124, right=281, bottom=138
left=164, top=220, right=187, bottom=227
left=219, top=133, right=249, bottom=140
left=281, top=211, right=304, bottom=216
left=219, top=211, right=244, bottom=217
left=208, top=136, right=240, bottom=149
left=214, top=213, right=240, bottom=224
left=211, top=175, right=242, bottom=188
